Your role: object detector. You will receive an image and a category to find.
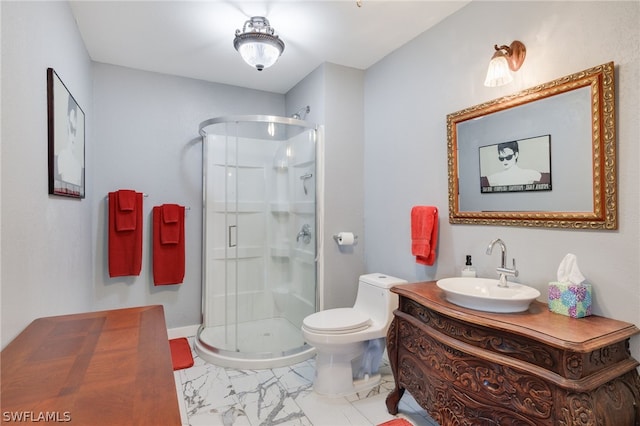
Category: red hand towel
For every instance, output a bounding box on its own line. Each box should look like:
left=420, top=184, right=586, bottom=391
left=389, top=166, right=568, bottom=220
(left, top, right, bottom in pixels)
left=411, top=206, right=438, bottom=266
left=160, top=204, right=181, bottom=244
left=108, top=190, right=143, bottom=277
left=153, top=205, right=185, bottom=285
left=115, top=189, right=137, bottom=231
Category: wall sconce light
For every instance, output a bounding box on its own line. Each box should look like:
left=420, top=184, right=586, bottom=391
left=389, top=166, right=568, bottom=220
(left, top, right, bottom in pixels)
left=234, top=16, right=285, bottom=71
left=484, top=40, right=526, bottom=87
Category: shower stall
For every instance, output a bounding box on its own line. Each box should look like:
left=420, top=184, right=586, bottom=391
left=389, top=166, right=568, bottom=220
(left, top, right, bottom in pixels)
left=195, top=115, right=321, bottom=369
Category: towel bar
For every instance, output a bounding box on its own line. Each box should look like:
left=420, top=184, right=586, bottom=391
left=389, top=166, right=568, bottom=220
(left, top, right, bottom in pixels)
left=105, top=193, right=148, bottom=200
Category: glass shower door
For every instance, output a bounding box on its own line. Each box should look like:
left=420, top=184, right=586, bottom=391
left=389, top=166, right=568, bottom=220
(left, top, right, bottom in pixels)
left=198, top=116, right=318, bottom=368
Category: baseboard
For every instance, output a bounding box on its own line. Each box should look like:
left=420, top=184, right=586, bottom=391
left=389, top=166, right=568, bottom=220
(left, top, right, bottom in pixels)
left=167, top=324, right=200, bottom=339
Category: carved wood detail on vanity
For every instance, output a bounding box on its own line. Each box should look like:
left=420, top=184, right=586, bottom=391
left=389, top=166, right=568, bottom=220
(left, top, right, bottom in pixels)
left=386, top=282, right=640, bottom=425
left=404, top=298, right=558, bottom=373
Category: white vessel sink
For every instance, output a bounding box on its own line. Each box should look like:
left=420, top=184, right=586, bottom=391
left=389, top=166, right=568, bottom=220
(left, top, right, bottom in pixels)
left=436, top=277, right=541, bottom=313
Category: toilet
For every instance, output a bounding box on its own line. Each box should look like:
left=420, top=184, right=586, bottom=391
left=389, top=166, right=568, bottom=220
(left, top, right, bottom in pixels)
left=301, top=273, right=408, bottom=397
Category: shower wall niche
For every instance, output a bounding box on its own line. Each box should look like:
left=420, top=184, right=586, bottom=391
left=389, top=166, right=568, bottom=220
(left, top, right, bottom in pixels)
left=196, top=116, right=319, bottom=368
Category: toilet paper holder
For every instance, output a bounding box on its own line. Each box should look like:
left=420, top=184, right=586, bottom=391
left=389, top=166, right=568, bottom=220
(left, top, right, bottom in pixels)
left=332, top=233, right=358, bottom=244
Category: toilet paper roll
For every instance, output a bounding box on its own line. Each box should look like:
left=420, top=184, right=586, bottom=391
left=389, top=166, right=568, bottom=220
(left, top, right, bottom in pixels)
left=337, top=232, right=355, bottom=246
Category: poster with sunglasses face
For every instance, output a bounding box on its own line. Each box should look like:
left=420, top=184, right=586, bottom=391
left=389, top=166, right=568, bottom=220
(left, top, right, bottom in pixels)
left=479, top=135, right=551, bottom=193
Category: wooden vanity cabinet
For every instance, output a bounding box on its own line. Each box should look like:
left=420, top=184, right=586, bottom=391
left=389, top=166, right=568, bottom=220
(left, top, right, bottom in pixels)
left=385, top=282, right=640, bottom=425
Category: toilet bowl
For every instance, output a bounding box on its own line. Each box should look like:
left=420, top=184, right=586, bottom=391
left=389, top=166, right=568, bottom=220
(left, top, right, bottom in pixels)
left=302, top=273, right=407, bottom=397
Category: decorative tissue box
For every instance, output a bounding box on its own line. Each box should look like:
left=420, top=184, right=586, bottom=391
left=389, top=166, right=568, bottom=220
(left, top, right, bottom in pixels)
left=548, top=281, right=592, bottom=318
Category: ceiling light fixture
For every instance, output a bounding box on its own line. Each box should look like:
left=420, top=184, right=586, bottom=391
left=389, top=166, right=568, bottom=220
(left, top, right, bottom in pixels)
left=233, top=16, right=285, bottom=71
left=484, top=40, right=526, bottom=87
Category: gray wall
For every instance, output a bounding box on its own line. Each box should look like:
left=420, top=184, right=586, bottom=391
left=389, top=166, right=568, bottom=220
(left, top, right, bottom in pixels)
left=91, top=62, right=365, bottom=327
left=322, top=63, right=366, bottom=308
left=1, top=1, right=94, bottom=347
left=287, top=63, right=366, bottom=309
left=91, top=63, right=285, bottom=328
left=364, top=1, right=640, bottom=359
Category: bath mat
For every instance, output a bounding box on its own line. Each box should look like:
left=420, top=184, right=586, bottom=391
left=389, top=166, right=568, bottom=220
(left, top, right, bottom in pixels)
left=378, top=418, right=413, bottom=426
left=169, top=338, right=194, bottom=370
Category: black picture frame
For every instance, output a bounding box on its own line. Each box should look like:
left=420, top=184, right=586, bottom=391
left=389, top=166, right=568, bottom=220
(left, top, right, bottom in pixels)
left=47, top=68, right=85, bottom=198
left=479, top=135, right=552, bottom=194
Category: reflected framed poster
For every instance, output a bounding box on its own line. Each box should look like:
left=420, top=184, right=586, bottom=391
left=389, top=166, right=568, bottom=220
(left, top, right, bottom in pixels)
left=479, top=135, right=552, bottom=193
left=47, top=68, right=85, bottom=198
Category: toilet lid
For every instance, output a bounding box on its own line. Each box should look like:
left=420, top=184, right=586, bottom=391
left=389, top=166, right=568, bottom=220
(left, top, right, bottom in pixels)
left=303, top=308, right=371, bottom=334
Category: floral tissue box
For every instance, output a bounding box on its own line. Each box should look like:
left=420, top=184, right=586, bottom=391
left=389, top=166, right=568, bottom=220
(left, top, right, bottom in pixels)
left=548, top=281, right=592, bottom=318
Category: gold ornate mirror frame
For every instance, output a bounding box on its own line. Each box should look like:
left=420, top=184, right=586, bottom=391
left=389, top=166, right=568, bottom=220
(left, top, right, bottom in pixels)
left=447, top=62, right=616, bottom=229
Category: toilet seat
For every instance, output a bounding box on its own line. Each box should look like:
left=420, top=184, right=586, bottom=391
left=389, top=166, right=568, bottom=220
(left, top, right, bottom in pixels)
left=303, top=308, right=371, bottom=334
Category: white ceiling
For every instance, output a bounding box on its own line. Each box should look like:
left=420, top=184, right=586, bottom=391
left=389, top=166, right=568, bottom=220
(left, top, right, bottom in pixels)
left=69, top=1, right=470, bottom=94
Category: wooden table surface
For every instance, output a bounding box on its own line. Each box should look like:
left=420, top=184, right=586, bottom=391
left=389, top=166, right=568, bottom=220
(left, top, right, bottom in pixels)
left=1, top=305, right=181, bottom=425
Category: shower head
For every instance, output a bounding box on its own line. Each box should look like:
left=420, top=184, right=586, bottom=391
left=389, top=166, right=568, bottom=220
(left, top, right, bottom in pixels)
left=291, top=106, right=310, bottom=120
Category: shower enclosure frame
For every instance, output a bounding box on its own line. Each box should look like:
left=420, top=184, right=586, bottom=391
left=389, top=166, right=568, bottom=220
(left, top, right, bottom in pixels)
left=195, top=114, right=323, bottom=369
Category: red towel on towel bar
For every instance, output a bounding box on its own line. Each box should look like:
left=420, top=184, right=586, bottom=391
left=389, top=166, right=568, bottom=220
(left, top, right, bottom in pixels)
left=153, top=204, right=185, bottom=285
left=108, top=190, right=143, bottom=277
left=115, top=190, right=137, bottom=231
left=160, top=203, right=181, bottom=244
left=411, top=206, right=438, bottom=266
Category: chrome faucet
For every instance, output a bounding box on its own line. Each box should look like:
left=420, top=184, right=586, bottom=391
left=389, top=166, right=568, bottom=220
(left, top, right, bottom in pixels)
left=296, top=224, right=312, bottom=244
left=486, top=238, right=518, bottom=287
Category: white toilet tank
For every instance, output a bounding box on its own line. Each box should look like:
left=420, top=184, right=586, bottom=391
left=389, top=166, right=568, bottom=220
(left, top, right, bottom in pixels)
left=353, top=273, right=407, bottom=328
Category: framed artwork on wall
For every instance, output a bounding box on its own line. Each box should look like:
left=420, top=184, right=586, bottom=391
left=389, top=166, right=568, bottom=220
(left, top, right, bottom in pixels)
left=47, top=68, right=85, bottom=198
left=479, top=135, right=552, bottom=193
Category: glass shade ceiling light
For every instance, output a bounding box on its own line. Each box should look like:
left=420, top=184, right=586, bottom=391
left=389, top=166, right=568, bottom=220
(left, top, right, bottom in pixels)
left=234, top=16, right=285, bottom=71
left=484, top=40, right=526, bottom=87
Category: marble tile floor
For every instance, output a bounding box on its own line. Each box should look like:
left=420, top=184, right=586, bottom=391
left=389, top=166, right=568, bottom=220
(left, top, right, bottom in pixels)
left=173, top=337, right=439, bottom=426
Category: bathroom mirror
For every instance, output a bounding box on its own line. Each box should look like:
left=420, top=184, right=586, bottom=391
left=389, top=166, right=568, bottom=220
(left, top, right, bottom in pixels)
left=447, top=62, right=616, bottom=229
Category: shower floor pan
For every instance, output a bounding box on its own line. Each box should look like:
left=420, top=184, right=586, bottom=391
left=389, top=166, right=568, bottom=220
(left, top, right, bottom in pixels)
left=195, top=317, right=316, bottom=369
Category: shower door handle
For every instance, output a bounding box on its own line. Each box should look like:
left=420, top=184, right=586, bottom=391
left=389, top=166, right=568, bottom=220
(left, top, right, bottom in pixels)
left=228, top=225, right=237, bottom=247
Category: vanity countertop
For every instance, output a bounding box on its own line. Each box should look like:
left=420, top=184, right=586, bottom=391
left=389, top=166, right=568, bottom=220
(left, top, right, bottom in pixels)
left=392, top=281, right=639, bottom=353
